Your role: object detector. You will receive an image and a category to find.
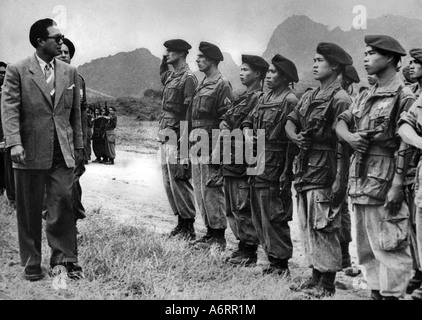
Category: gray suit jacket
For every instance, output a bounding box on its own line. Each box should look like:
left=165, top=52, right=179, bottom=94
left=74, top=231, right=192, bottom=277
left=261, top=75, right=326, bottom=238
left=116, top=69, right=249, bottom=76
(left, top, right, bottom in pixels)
left=0, top=53, right=83, bottom=169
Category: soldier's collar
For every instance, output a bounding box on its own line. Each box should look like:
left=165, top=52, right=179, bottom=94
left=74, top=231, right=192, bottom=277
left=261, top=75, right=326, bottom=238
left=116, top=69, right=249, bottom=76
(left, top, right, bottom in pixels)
left=314, top=79, right=342, bottom=101
left=372, top=74, right=403, bottom=95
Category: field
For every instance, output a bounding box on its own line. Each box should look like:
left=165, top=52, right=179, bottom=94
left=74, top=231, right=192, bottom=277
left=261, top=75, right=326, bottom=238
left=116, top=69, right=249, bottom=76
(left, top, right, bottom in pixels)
left=0, top=99, right=373, bottom=302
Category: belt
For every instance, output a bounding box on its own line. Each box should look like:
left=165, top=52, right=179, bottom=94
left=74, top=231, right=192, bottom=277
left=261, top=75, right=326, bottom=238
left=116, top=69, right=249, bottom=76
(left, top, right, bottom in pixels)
left=192, top=119, right=215, bottom=128
left=364, top=145, right=395, bottom=157
left=311, top=143, right=336, bottom=151
left=265, top=141, right=288, bottom=152
left=162, top=111, right=181, bottom=119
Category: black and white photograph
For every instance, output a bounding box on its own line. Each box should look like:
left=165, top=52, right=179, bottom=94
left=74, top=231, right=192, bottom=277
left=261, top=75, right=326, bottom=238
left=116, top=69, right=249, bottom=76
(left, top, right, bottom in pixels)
left=1, top=0, right=422, bottom=309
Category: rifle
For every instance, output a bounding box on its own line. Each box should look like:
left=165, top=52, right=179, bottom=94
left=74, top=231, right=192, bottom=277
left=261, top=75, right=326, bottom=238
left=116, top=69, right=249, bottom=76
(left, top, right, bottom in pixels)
left=297, top=116, right=326, bottom=177
left=354, top=127, right=383, bottom=178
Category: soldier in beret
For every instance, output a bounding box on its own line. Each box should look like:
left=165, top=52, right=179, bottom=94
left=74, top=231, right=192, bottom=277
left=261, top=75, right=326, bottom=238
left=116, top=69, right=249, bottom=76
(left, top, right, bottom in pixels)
left=217, top=55, right=268, bottom=266
left=242, top=54, right=299, bottom=276
left=397, top=48, right=422, bottom=300
left=337, top=35, right=415, bottom=300
left=286, top=42, right=353, bottom=297
left=408, top=48, right=422, bottom=97
left=189, top=41, right=233, bottom=250
left=159, top=39, right=198, bottom=240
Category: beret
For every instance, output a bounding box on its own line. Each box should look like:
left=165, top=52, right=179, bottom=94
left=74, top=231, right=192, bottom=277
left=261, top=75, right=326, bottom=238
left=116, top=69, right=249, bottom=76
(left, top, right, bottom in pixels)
left=271, top=54, right=299, bottom=83
left=62, top=38, right=75, bottom=59
left=316, top=42, right=353, bottom=66
left=199, top=41, right=224, bottom=61
left=364, top=35, right=406, bottom=56
left=410, top=48, right=422, bottom=63
left=241, top=55, right=269, bottom=73
left=163, top=39, right=192, bottom=51
left=344, top=65, right=360, bottom=83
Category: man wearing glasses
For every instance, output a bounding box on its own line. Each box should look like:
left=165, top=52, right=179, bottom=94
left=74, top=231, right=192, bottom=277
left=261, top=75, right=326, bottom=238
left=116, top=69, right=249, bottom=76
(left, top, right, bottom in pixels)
left=1, top=18, right=84, bottom=281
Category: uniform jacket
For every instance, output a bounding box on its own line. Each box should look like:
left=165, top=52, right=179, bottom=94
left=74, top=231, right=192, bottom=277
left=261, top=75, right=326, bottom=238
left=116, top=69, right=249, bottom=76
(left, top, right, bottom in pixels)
left=0, top=54, right=83, bottom=170
left=243, top=88, right=299, bottom=187
left=220, top=87, right=262, bottom=177
left=287, top=80, right=351, bottom=191
left=339, top=74, right=415, bottom=204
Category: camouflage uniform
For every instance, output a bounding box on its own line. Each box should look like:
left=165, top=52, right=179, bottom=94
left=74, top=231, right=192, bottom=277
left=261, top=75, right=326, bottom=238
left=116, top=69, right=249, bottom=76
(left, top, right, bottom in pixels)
left=287, top=80, right=351, bottom=275
left=220, top=86, right=262, bottom=257
left=243, top=88, right=298, bottom=267
left=190, top=71, right=233, bottom=232
left=339, top=73, right=415, bottom=298
left=159, top=63, right=198, bottom=223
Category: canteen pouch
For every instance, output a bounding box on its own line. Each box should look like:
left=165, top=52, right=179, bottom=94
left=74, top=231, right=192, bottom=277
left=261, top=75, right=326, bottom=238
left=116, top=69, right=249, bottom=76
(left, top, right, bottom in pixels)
left=379, top=203, right=410, bottom=251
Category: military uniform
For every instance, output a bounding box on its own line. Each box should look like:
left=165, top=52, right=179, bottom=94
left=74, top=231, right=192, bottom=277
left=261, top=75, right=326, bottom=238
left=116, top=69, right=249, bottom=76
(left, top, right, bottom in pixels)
left=159, top=39, right=198, bottom=238
left=190, top=42, right=233, bottom=247
left=338, top=34, right=415, bottom=298
left=399, top=94, right=422, bottom=299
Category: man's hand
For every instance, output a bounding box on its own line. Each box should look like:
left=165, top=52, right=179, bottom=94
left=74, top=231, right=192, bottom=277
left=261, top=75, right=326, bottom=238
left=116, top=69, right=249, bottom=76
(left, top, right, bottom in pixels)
left=11, top=145, right=25, bottom=165
left=279, top=173, right=290, bottom=194
left=294, top=132, right=312, bottom=150
left=75, top=149, right=85, bottom=164
left=384, top=183, right=404, bottom=215
left=346, top=132, right=369, bottom=153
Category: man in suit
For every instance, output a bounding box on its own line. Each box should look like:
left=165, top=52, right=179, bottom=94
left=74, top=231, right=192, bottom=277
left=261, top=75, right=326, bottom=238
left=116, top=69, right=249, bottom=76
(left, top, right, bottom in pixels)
left=1, top=18, right=84, bottom=281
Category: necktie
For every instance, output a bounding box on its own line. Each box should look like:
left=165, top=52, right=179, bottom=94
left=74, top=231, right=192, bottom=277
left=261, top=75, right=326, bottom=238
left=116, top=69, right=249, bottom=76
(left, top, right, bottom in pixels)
left=45, top=63, right=55, bottom=103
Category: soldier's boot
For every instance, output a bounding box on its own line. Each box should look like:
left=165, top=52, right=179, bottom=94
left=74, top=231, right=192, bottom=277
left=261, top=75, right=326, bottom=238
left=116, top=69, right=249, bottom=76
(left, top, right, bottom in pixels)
left=370, top=290, right=383, bottom=300
left=305, top=272, right=336, bottom=298
left=262, top=257, right=290, bottom=277
left=227, top=242, right=258, bottom=267
left=407, top=270, right=422, bottom=294
left=191, top=227, right=213, bottom=248
left=411, top=284, right=422, bottom=300
left=180, top=218, right=196, bottom=241
left=169, top=214, right=185, bottom=237
left=207, top=228, right=227, bottom=251
left=290, top=268, right=322, bottom=291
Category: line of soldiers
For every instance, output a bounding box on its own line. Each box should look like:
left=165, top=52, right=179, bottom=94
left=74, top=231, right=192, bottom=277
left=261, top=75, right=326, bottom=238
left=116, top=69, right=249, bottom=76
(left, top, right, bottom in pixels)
left=158, top=35, right=422, bottom=300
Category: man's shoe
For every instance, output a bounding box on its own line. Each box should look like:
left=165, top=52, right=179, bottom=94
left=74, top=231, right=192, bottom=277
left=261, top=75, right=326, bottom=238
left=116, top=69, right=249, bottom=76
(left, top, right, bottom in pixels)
left=304, top=284, right=336, bottom=298
left=50, top=262, right=84, bottom=280
left=92, top=158, right=101, bottom=163
left=179, top=218, right=196, bottom=241
left=343, top=266, right=361, bottom=277
left=227, top=252, right=257, bottom=267
left=411, top=286, right=422, bottom=300
left=383, top=296, right=399, bottom=300
left=407, top=271, right=422, bottom=294
left=290, top=269, right=322, bottom=291
left=370, top=290, right=383, bottom=300
left=169, top=215, right=184, bottom=237
left=263, top=265, right=290, bottom=277
left=24, top=265, right=44, bottom=281
left=192, top=229, right=226, bottom=251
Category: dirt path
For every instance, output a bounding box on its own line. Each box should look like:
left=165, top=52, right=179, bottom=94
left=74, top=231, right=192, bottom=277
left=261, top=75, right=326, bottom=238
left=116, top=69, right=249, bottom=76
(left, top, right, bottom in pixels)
left=80, top=145, right=370, bottom=300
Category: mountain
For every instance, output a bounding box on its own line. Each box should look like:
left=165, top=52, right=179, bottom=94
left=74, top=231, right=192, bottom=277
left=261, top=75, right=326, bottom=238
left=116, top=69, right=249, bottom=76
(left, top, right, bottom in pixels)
left=78, top=48, right=162, bottom=98
left=263, top=15, right=422, bottom=91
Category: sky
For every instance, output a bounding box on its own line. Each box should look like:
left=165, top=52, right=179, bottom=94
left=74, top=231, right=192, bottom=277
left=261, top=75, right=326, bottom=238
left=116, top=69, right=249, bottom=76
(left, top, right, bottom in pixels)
left=1, top=0, right=422, bottom=68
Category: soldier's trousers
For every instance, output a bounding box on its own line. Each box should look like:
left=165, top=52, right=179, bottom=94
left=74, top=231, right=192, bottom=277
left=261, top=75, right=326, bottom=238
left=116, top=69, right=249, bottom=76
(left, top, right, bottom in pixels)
left=191, top=162, right=226, bottom=229
left=15, top=166, right=78, bottom=267
left=414, top=206, right=422, bottom=272
left=353, top=203, right=413, bottom=298
left=297, top=188, right=342, bottom=273
left=405, top=184, right=422, bottom=272
left=160, top=144, right=196, bottom=220
left=250, top=185, right=292, bottom=260
left=223, top=176, right=259, bottom=246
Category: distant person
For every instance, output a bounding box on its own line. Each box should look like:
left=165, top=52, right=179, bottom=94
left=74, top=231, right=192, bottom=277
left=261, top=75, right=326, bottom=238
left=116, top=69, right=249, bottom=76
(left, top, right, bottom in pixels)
left=403, top=65, right=417, bottom=86
left=408, top=48, right=422, bottom=98
left=159, top=39, right=197, bottom=240
left=219, top=55, right=268, bottom=267
left=86, top=106, right=93, bottom=163
left=189, top=41, right=233, bottom=250
left=0, top=18, right=84, bottom=281
left=57, top=37, right=88, bottom=222
left=92, top=107, right=107, bottom=163
left=103, top=106, right=117, bottom=165
left=0, top=61, right=6, bottom=196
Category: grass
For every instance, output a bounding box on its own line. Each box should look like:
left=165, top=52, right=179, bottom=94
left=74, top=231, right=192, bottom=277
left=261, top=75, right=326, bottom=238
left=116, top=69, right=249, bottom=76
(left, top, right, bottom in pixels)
left=0, top=196, right=309, bottom=300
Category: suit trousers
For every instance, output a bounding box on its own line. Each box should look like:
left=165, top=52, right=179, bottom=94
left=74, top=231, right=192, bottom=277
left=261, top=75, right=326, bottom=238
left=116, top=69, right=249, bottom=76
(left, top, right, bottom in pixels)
left=72, top=160, right=86, bottom=221
left=15, top=165, right=78, bottom=267
left=4, top=147, right=15, bottom=201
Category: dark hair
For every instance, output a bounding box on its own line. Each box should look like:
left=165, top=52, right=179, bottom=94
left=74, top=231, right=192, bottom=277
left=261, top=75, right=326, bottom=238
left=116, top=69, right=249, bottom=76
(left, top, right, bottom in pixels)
left=374, top=48, right=401, bottom=68
left=29, top=18, right=56, bottom=48
left=323, top=55, right=345, bottom=76
left=245, top=63, right=266, bottom=81
left=62, top=38, right=76, bottom=59
left=0, top=61, right=7, bottom=68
